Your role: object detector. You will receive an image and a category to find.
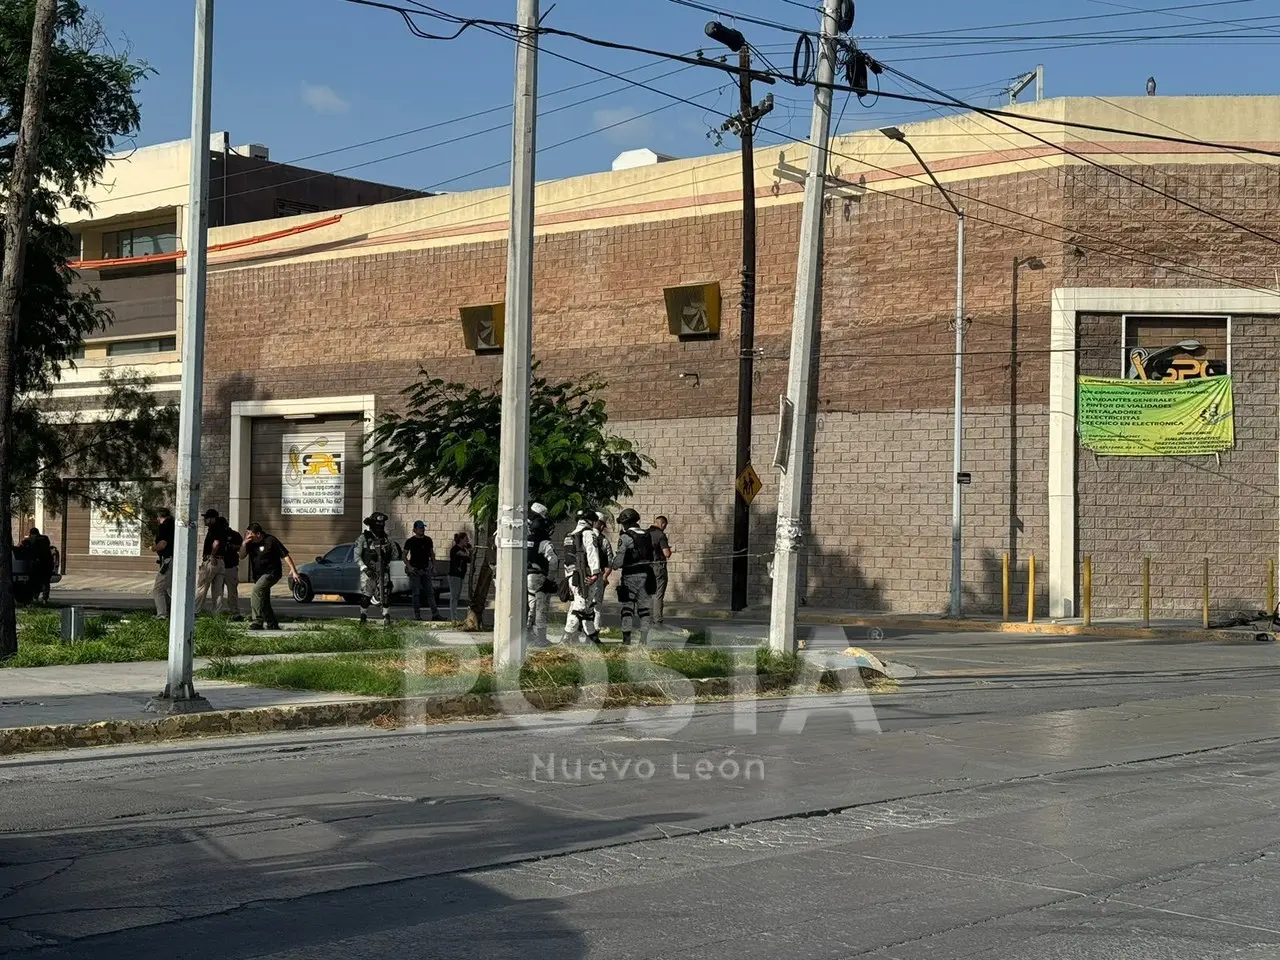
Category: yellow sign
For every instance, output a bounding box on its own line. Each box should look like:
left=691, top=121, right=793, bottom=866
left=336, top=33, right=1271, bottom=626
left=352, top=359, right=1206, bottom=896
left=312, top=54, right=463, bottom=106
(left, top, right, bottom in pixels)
left=1077, top=375, right=1234, bottom=457
left=736, top=464, right=762, bottom=504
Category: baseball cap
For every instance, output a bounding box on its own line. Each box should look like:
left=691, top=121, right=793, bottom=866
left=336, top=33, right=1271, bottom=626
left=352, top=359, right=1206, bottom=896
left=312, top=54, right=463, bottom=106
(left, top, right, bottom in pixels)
left=202, top=509, right=219, bottom=520
left=413, top=520, right=425, bottom=530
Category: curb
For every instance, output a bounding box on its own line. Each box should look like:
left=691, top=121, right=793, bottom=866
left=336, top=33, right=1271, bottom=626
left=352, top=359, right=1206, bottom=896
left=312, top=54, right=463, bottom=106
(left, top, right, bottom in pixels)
left=0, top=666, right=889, bottom=758
left=674, top=607, right=1274, bottom=644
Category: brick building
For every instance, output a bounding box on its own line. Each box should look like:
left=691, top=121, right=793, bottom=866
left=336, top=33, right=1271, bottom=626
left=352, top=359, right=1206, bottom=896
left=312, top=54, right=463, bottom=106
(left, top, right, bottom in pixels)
left=66, top=97, right=1280, bottom=620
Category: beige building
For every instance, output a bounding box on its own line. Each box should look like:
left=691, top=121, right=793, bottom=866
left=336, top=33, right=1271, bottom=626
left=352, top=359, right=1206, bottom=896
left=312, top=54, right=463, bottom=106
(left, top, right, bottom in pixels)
left=43, top=134, right=421, bottom=573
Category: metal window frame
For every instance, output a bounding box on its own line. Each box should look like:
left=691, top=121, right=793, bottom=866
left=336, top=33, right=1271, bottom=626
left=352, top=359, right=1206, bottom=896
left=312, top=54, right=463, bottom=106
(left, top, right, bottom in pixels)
left=1118, top=312, right=1232, bottom=377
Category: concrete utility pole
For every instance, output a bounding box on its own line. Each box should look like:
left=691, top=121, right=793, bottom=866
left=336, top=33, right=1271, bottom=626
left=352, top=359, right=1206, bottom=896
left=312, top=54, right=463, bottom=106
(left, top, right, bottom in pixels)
left=705, top=21, right=774, bottom=613
left=880, top=125, right=966, bottom=618
left=493, top=0, right=539, bottom=672
left=150, top=0, right=214, bottom=713
left=0, top=0, right=61, bottom=660
left=768, top=0, right=841, bottom=654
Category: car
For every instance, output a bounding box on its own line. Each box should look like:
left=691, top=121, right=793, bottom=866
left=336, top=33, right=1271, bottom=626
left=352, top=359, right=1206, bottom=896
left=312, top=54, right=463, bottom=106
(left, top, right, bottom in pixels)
left=292, top=542, right=460, bottom=608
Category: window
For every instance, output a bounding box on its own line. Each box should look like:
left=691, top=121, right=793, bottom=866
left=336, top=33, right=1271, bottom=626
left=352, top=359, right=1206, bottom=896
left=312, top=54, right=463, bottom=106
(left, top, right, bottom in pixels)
left=1122, top=315, right=1229, bottom=381
left=101, top=225, right=179, bottom=260
left=276, top=199, right=320, bottom=217
left=70, top=343, right=85, bottom=359
left=107, top=336, right=177, bottom=357
left=324, top=545, right=353, bottom=564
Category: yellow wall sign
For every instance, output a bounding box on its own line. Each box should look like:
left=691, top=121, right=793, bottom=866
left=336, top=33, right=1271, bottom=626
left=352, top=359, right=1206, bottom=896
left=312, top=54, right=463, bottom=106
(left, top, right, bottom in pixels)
left=736, top=464, right=762, bottom=504
left=1077, top=375, right=1234, bottom=457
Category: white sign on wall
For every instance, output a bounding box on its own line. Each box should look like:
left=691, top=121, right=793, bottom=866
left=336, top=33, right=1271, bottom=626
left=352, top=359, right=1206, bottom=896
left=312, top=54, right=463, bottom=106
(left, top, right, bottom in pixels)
left=89, top=506, right=143, bottom=557
left=282, top=433, right=346, bottom=516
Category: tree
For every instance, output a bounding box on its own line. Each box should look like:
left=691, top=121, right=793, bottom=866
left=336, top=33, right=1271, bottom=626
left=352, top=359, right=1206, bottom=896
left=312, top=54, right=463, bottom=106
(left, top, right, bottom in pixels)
left=0, top=0, right=151, bottom=656
left=368, top=369, right=654, bottom=630
left=13, top=367, right=179, bottom=520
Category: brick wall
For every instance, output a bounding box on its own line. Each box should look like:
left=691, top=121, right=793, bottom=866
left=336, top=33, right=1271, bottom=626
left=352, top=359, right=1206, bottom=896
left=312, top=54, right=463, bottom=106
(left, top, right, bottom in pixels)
left=1076, top=313, right=1277, bottom=620
left=198, top=159, right=1280, bottom=613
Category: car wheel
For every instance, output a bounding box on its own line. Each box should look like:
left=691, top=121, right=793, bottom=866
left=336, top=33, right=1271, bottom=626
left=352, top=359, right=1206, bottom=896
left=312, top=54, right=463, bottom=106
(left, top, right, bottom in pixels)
left=292, top=575, right=315, bottom=603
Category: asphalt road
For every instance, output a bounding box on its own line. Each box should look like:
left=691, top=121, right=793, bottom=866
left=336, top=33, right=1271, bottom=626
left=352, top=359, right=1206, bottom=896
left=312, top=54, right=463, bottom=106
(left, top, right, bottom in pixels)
left=1, top=639, right=1279, bottom=958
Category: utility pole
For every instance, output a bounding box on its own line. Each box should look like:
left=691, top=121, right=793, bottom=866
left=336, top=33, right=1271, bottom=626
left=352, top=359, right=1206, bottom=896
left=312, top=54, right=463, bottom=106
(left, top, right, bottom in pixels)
left=880, top=125, right=966, bottom=618
left=493, top=0, right=539, bottom=672
left=149, top=0, right=214, bottom=713
left=0, top=0, right=60, bottom=659
left=706, top=21, right=773, bottom=613
left=768, top=0, right=841, bottom=654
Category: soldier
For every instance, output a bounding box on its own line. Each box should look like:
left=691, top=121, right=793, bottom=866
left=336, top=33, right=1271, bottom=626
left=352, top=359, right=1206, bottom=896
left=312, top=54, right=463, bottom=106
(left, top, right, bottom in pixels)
left=614, top=508, right=655, bottom=646
left=356, top=512, right=401, bottom=625
left=561, top=509, right=606, bottom=645
left=526, top=502, right=560, bottom=647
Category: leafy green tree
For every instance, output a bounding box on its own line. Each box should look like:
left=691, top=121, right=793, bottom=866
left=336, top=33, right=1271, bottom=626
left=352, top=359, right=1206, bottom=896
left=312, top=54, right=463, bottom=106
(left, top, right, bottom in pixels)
left=0, top=0, right=155, bottom=656
left=368, top=370, right=654, bottom=630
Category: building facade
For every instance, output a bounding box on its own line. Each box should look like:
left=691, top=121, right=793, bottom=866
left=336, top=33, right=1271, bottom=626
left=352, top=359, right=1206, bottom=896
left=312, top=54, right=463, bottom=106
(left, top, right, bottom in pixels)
left=44, top=134, right=423, bottom=573
left=56, top=97, right=1280, bottom=621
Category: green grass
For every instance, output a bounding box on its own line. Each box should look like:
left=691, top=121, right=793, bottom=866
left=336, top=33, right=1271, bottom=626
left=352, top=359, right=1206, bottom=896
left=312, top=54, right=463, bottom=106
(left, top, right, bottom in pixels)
left=7, top=609, right=438, bottom=668
left=197, top=645, right=813, bottom=699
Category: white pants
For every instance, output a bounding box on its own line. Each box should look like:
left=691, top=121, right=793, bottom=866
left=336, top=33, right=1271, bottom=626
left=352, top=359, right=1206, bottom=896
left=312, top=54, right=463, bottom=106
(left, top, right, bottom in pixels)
left=527, top=573, right=550, bottom=644
left=563, top=573, right=602, bottom=642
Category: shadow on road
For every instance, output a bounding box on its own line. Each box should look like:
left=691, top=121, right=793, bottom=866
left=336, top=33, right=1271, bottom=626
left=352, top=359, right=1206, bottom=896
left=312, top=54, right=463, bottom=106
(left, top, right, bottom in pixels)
left=0, top=791, right=699, bottom=958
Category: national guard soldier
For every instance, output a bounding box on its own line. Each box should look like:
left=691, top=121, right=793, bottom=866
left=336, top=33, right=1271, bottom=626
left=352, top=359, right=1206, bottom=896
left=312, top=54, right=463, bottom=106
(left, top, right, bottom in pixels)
left=561, top=509, right=606, bottom=645
left=357, top=512, right=401, bottom=625
left=614, top=508, right=655, bottom=646
left=526, top=502, right=560, bottom=647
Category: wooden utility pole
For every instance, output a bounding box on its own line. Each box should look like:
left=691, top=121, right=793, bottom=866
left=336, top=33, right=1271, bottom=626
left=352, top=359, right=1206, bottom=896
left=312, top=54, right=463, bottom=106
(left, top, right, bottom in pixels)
left=0, top=0, right=62, bottom=658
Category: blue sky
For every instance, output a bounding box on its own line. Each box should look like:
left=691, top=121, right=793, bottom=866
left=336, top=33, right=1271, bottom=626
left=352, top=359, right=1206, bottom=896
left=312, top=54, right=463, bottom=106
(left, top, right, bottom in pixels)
left=87, top=0, right=1280, bottom=194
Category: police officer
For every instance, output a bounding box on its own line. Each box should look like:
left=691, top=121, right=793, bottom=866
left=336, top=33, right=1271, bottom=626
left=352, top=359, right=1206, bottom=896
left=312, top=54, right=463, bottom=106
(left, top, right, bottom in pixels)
left=526, top=502, right=560, bottom=647
left=357, top=512, right=401, bottom=625
left=561, top=509, right=606, bottom=645
left=614, top=508, right=655, bottom=646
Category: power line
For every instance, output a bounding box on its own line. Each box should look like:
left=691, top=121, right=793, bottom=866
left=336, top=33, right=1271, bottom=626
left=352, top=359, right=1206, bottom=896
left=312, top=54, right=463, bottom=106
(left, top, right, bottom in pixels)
left=876, top=61, right=1280, bottom=249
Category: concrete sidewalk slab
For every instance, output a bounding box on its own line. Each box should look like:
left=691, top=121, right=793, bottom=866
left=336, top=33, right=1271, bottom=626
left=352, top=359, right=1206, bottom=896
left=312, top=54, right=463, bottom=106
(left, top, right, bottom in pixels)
left=0, top=660, right=378, bottom=728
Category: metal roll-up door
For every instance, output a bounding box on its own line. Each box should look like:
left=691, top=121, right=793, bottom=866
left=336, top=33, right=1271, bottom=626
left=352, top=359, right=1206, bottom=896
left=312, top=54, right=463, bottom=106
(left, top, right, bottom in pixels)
left=249, top=414, right=364, bottom=562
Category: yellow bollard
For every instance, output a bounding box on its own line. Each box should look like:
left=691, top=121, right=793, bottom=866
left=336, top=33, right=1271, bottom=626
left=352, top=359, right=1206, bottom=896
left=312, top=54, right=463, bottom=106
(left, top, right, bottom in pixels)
left=1203, top=557, right=1210, bottom=630
left=1027, top=553, right=1036, bottom=624
left=1142, top=557, right=1151, bottom=628
left=1002, top=553, right=1010, bottom=622
left=1269, top=558, right=1275, bottom=615
left=1083, top=555, right=1092, bottom=627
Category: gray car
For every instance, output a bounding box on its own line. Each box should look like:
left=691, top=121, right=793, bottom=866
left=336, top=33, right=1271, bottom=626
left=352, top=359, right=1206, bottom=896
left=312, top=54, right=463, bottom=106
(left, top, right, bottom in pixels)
left=292, top=542, right=456, bottom=606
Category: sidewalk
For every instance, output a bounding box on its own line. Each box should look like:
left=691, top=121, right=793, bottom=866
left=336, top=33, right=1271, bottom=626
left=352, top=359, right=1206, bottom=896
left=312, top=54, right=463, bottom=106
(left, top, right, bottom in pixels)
left=48, top=572, right=1277, bottom=643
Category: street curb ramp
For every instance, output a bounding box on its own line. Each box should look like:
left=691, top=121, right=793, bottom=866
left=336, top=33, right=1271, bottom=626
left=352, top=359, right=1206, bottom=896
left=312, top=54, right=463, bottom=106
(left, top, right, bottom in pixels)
left=0, top=665, right=893, bottom=757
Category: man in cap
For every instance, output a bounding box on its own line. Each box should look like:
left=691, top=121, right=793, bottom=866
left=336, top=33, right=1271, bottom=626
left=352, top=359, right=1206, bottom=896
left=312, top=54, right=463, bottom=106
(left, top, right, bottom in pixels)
left=356, top=512, right=401, bottom=625
left=525, top=502, right=560, bottom=647
left=403, top=520, right=439, bottom=621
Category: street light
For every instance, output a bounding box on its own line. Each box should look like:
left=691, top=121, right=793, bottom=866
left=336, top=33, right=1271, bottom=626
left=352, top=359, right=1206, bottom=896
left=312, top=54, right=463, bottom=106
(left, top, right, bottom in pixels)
left=881, top=125, right=967, bottom=618
left=1009, top=255, right=1045, bottom=575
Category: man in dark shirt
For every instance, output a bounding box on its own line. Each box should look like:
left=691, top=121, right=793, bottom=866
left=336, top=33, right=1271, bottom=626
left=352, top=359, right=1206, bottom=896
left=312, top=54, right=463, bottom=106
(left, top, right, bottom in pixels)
left=240, top=523, right=300, bottom=630
left=447, top=532, right=471, bottom=622
left=152, top=508, right=175, bottom=617
left=648, top=516, right=673, bottom=625
left=21, top=528, right=52, bottom=605
left=196, top=509, right=242, bottom=617
left=403, top=521, right=439, bottom=621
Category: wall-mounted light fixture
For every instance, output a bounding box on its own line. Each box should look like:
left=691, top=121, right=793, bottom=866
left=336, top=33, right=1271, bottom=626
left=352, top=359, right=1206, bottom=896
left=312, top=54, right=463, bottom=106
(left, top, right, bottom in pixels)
left=679, top=372, right=700, bottom=387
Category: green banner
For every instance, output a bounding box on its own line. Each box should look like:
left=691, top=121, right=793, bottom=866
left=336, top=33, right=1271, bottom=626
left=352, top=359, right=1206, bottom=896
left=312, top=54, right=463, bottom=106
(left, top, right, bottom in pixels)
left=1077, top=375, right=1234, bottom=456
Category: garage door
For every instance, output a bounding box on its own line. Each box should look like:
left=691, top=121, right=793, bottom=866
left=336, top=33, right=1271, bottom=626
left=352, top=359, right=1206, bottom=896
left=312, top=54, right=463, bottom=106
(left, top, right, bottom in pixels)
left=249, top=414, right=364, bottom=563
left=63, top=482, right=167, bottom=575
